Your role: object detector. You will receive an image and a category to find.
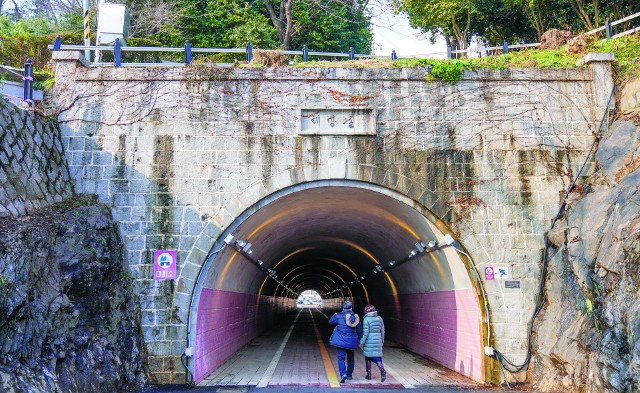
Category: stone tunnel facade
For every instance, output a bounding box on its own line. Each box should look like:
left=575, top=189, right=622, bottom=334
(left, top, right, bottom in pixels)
left=45, top=51, right=613, bottom=384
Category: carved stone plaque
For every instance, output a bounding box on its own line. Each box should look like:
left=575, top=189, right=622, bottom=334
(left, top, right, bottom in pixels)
left=299, top=108, right=375, bottom=135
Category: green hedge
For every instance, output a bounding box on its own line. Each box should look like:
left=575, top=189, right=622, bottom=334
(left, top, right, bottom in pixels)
left=0, top=32, right=82, bottom=71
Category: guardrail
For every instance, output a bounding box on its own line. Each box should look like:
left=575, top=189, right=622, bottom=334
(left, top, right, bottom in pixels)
left=449, top=11, right=640, bottom=58
left=48, top=37, right=398, bottom=68
left=0, top=60, right=34, bottom=108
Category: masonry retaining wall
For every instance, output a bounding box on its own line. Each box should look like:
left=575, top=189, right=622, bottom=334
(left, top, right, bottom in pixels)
left=0, top=101, right=74, bottom=217
left=44, top=52, right=614, bottom=383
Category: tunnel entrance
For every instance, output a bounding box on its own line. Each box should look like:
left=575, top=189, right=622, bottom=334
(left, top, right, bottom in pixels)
left=297, top=290, right=323, bottom=308
left=188, top=180, right=489, bottom=385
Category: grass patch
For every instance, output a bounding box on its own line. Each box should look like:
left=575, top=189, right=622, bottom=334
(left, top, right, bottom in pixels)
left=289, top=32, right=640, bottom=85
left=591, top=33, right=640, bottom=85
left=471, top=47, right=583, bottom=69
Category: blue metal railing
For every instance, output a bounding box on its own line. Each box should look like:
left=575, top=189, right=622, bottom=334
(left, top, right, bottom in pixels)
left=0, top=60, right=33, bottom=107
left=49, top=36, right=395, bottom=68
left=448, top=11, right=640, bottom=58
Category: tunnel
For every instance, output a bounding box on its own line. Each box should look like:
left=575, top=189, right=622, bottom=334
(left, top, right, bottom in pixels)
left=187, top=180, right=489, bottom=385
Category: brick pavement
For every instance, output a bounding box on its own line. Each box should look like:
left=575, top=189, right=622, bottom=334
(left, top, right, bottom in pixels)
left=199, top=309, right=477, bottom=388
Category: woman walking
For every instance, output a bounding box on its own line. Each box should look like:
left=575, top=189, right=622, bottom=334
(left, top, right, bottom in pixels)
left=329, top=300, right=362, bottom=383
left=359, top=304, right=386, bottom=382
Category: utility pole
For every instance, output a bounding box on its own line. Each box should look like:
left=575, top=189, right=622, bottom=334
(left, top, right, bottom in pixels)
left=83, top=0, right=91, bottom=61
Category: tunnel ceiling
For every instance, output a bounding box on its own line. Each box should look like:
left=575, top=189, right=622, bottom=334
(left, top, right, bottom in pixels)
left=203, top=185, right=473, bottom=299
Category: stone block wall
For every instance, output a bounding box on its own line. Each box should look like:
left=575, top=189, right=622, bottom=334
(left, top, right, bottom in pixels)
left=0, top=101, right=73, bottom=216
left=44, top=51, right=614, bottom=383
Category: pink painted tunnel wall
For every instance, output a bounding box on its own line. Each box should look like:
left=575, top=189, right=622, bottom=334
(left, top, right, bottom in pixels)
left=386, top=289, right=484, bottom=383
left=194, top=288, right=296, bottom=383
left=194, top=288, right=483, bottom=384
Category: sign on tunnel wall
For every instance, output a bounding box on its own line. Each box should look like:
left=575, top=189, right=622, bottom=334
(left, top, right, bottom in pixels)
left=299, top=108, right=375, bottom=135
left=154, top=250, right=176, bottom=280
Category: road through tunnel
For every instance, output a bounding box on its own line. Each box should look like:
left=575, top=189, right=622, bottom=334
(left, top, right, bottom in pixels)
left=188, top=181, right=488, bottom=385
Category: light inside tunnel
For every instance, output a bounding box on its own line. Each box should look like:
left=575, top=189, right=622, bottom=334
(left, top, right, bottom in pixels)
left=296, top=290, right=323, bottom=308
left=190, top=182, right=487, bottom=385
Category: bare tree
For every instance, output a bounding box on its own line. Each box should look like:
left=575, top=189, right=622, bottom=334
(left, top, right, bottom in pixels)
left=261, top=0, right=294, bottom=50
left=127, top=0, right=191, bottom=39
left=568, top=0, right=599, bottom=30
left=261, top=0, right=370, bottom=51
left=0, top=0, right=22, bottom=19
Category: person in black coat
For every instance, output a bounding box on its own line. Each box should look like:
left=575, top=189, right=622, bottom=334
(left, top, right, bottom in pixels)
left=329, top=300, right=362, bottom=383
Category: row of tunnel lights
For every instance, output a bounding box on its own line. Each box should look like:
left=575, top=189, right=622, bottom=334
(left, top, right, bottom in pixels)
left=222, top=233, right=456, bottom=298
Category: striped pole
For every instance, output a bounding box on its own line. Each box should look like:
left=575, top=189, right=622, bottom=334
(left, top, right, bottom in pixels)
left=83, top=0, right=90, bottom=60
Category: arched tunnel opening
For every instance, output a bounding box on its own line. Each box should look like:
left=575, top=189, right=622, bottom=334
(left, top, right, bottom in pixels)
left=188, top=180, right=488, bottom=385
left=297, top=290, right=323, bottom=308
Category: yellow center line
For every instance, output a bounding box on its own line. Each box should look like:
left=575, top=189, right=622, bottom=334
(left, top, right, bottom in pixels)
left=309, top=309, right=340, bottom=387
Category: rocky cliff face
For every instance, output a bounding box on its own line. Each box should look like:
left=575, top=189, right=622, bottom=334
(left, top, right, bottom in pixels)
left=532, top=117, right=640, bottom=392
left=0, top=199, right=146, bottom=392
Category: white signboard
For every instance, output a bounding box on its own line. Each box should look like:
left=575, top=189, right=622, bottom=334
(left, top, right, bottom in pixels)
left=493, top=265, right=510, bottom=279
left=300, top=108, right=375, bottom=135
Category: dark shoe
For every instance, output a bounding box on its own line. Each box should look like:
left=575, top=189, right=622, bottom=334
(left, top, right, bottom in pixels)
left=376, top=360, right=386, bottom=382
left=365, top=373, right=371, bottom=380
left=347, top=376, right=352, bottom=380
left=340, top=375, right=347, bottom=383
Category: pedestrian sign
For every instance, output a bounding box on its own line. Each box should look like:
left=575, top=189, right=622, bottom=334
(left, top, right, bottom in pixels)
left=154, top=250, right=176, bottom=280
left=494, top=265, right=510, bottom=279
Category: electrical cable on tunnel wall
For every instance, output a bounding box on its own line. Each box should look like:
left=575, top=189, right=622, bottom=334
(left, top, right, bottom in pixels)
left=487, top=82, right=617, bottom=379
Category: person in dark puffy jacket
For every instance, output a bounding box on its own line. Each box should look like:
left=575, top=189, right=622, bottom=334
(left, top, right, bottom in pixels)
left=359, top=304, right=386, bottom=382
left=329, top=300, right=362, bottom=383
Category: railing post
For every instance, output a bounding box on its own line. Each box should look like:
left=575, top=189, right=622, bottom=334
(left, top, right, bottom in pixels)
left=605, top=17, right=612, bottom=39
left=349, top=47, right=354, bottom=60
left=303, top=44, right=309, bottom=62
left=185, top=40, right=192, bottom=64
left=53, top=36, right=61, bottom=51
left=114, top=38, right=121, bottom=67
left=391, top=50, right=397, bottom=60
left=246, top=42, right=253, bottom=62
left=23, top=59, right=33, bottom=107
left=503, top=40, right=509, bottom=54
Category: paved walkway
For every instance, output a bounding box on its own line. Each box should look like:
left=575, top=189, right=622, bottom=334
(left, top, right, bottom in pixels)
left=198, top=308, right=477, bottom=388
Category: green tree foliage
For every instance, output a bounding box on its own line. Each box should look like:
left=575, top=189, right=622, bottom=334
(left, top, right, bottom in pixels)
left=125, top=0, right=371, bottom=52
left=0, top=15, right=81, bottom=69
left=1, top=0, right=371, bottom=56
left=127, top=0, right=280, bottom=48
left=290, top=0, right=372, bottom=52
left=391, top=0, right=474, bottom=50
left=394, top=0, right=639, bottom=50
left=472, top=0, right=537, bottom=45
left=258, top=0, right=371, bottom=51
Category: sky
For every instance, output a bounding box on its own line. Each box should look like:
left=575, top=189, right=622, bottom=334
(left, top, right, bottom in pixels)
left=369, top=1, right=448, bottom=59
